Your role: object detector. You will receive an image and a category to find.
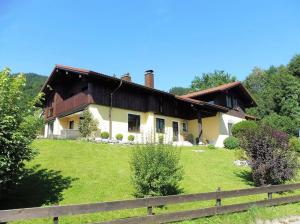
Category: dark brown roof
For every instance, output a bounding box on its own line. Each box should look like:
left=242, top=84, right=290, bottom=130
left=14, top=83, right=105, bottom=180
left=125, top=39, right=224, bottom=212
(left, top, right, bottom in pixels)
left=41, top=64, right=228, bottom=112
left=181, top=81, right=257, bottom=107
left=182, top=81, right=241, bottom=98
left=176, top=96, right=228, bottom=111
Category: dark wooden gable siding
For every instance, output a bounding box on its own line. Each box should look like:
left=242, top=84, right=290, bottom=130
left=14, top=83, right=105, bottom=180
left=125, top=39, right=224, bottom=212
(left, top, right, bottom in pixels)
left=43, top=68, right=225, bottom=121
left=43, top=70, right=90, bottom=119
left=89, top=78, right=198, bottom=119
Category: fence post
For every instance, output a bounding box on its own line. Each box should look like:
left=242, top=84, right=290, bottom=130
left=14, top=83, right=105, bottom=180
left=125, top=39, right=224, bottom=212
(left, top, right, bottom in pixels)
left=146, top=195, right=153, bottom=215
left=216, top=187, right=221, bottom=206
left=147, top=206, right=153, bottom=215
left=268, top=192, right=273, bottom=200
left=53, top=203, right=59, bottom=224
left=53, top=216, right=59, bottom=224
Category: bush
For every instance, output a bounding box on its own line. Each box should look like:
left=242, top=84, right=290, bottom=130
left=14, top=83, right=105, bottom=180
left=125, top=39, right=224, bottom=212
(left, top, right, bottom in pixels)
left=261, top=114, right=299, bottom=137
left=244, top=125, right=298, bottom=186
left=158, top=134, right=164, bottom=144
left=100, top=131, right=109, bottom=139
left=234, top=149, right=248, bottom=160
left=130, top=144, right=183, bottom=197
left=289, top=137, right=300, bottom=153
left=232, top=120, right=258, bottom=145
left=128, top=135, right=135, bottom=142
left=223, top=136, right=240, bottom=149
left=207, top=144, right=216, bottom=149
left=79, top=110, right=98, bottom=139
left=115, top=133, right=123, bottom=141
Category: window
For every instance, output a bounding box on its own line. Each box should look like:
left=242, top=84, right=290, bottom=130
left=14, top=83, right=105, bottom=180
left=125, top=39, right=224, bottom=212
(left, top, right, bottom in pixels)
left=128, top=114, right=140, bottom=132
left=226, top=95, right=233, bottom=108
left=182, top=121, right=188, bottom=132
left=228, top=123, right=233, bottom=136
left=69, top=120, right=74, bottom=129
left=233, top=97, right=238, bottom=108
left=156, top=118, right=165, bottom=133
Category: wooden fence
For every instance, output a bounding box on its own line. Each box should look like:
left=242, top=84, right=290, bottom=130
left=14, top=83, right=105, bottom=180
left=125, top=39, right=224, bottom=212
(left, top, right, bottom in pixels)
left=1, top=183, right=300, bottom=224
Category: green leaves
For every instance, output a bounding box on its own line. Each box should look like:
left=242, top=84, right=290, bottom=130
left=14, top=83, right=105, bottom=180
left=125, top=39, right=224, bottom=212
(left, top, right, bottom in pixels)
left=130, top=144, right=183, bottom=198
left=191, top=70, right=236, bottom=91
left=78, top=110, right=98, bottom=139
left=245, top=59, right=300, bottom=136
left=0, top=68, right=42, bottom=193
left=288, top=54, right=300, bottom=77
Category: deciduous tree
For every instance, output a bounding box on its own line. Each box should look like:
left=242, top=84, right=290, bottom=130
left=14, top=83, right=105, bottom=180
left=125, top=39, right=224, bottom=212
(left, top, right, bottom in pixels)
left=0, top=68, right=43, bottom=195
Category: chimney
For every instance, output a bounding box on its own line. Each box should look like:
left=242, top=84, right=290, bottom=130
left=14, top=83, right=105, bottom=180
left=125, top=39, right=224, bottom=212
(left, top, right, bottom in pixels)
left=145, top=70, right=154, bottom=88
left=121, top=73, right=131, bottom=82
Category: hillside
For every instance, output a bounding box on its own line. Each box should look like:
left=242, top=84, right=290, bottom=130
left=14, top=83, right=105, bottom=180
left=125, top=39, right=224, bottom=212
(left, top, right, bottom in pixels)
left=13, top=72, right=47, bottom=103
left=2, top=140, right=299, bottom=224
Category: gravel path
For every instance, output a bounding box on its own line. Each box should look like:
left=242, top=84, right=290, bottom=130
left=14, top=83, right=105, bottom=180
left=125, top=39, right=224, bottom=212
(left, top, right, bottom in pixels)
left=257, top=216, right=300, bottom=224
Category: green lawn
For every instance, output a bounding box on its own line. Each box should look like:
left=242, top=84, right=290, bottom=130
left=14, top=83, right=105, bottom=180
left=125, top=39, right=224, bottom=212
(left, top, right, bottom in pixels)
left=7, top=139, right=300, bottom=224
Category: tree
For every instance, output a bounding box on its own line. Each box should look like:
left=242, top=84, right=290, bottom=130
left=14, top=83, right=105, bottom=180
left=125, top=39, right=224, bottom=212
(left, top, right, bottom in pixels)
left=190, top=70, right=236, bottom=91
left=169, top=87, right=191, bottom=95
left=0, top=68, right=43, bottom=194
left=78, top=110, right=98, bottom=139
left=288, top=54, right=300, bottom=77
left=244, top=64, right=300, bottom=136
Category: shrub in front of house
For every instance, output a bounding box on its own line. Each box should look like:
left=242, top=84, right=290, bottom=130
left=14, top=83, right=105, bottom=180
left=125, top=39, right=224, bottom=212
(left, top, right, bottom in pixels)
left=115, top=133, right=123, bottom=141
left=130, top=144, right=183, bottom=197
left=128, top=135, right=135, bottom=142
left=223, top=136, right=240, bottom=149
left=100, top=131, right=109, bottom=139
left=232, top=120, right=258, bottom=147
left=79, top=110, right=98, bottom=139
left=244, top=125, right=298, bottom=186
left=234, top=149, right=248, bottom=161
left=289, top=136, right=300, bottom=153
left=207, top=144, right=216, bottom=149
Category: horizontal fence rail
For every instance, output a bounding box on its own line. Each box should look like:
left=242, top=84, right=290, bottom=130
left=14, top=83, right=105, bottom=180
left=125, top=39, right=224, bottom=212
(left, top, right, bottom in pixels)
left=1, top=183, right=300, bottom=223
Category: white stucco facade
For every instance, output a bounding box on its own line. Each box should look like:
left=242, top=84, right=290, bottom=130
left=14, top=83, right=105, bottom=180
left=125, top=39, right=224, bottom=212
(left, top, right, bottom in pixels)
left=202, top=112, right=244, bottom=147
left=44, top=105, right=245, bottom=147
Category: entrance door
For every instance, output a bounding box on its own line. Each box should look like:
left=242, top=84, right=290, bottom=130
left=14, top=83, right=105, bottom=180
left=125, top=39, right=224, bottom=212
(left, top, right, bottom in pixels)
left=172, top=121, right=179, bottom=141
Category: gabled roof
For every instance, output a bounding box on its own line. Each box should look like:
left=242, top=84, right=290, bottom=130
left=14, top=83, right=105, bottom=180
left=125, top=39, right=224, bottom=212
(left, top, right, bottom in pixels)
left=181, top=81, right=257, bottom=107
left=182, top=81, right=241, bottom=98
left=175, top=96, right=228, bottom=111
left=41, top=64, right=228, bottom=112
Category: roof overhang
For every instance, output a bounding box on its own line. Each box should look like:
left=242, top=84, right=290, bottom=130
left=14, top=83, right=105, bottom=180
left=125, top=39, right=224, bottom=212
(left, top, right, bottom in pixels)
left=181, top=81, right=257, bottom=108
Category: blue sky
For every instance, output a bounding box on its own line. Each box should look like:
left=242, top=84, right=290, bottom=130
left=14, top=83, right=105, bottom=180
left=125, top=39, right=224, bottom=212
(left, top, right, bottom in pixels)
left=0, top=0, right=300, bottom=91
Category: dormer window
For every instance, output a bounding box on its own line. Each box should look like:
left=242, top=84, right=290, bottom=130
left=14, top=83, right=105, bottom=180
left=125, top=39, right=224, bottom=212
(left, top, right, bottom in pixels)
left=226, top=95, right=233, bottom=108
left=226, top=95, right=238, bottom=109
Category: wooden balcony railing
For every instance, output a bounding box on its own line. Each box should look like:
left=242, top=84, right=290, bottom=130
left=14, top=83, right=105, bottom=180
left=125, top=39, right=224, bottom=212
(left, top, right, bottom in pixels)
left=44, top=92, right=89, bottom=119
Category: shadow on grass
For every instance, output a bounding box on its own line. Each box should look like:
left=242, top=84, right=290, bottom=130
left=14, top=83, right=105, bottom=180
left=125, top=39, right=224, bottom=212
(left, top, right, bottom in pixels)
left=235, top=170, right=255, bottom=186
left=0, top=165, right=77, bottom=210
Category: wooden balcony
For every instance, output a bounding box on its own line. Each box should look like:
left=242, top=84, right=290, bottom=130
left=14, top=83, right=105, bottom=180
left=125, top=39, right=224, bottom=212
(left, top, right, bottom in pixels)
left=45, top=92, right=90, bottom=120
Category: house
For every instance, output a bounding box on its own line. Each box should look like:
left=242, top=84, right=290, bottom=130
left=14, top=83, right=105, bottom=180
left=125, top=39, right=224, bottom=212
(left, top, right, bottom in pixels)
left=40, top=65, right=256, bottom=147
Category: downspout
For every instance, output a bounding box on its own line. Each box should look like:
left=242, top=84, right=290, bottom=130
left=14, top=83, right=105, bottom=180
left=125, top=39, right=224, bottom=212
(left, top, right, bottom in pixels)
left=109, top=80, right=123, bottom=139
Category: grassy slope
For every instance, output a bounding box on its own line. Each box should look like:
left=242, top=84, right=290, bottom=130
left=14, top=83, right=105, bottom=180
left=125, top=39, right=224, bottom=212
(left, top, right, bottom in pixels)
left=14, top=140, right=300, bottom=224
